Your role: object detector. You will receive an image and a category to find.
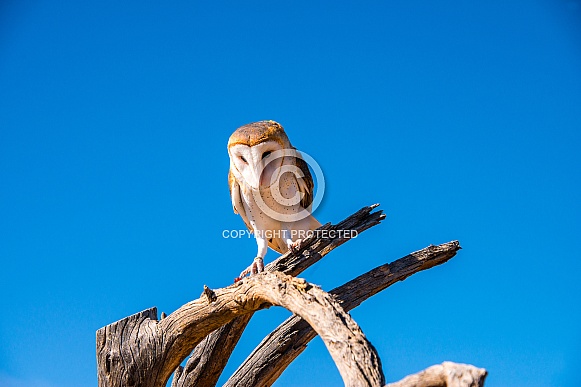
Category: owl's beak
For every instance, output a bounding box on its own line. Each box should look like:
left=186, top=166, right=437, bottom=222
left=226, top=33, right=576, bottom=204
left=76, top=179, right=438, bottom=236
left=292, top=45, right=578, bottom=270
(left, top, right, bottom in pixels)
left=247, top=162, right=262, bottom=190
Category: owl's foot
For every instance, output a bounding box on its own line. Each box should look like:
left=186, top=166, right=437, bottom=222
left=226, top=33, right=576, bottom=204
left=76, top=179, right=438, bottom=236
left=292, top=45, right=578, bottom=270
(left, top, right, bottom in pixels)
left=288, top=239, right=303, bottom=253
left=234, top=257, right=264, bottom=282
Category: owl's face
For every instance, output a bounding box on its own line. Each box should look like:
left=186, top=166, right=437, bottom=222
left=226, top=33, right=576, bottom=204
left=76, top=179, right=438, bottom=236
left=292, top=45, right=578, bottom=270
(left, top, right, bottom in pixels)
left=229, top=140, right=284, bottom=190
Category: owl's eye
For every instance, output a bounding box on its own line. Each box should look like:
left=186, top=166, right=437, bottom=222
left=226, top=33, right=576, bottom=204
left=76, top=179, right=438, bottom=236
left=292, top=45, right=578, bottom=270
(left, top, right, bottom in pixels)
left=240, top=156, right=247, bottom=163
left=262, top=151, right=271, bottom=160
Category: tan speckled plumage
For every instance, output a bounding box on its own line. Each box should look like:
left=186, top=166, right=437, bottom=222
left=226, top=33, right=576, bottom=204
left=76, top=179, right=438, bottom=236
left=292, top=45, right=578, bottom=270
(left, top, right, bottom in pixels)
left=228, top=120, right=321, bottom=279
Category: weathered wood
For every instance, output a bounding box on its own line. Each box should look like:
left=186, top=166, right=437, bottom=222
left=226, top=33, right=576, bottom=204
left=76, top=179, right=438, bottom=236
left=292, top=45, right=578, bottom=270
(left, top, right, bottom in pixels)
left=170, top=316, right=252, bottom=387
left=96, top=202, right=488, bottom=387
left=171, top=203, right=385, bottom=387
left=385, top=362, right=488, bottom=387
left=97, top=272, right=384, bottom=387
left=225, top=241, right=461, bottom=387
left=96, top=308, right=161, bottom=387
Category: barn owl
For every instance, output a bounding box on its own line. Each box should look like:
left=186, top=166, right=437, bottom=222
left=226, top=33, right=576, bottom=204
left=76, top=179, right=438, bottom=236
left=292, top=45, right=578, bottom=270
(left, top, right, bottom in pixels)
left=228, top=120, right=321, bottom=281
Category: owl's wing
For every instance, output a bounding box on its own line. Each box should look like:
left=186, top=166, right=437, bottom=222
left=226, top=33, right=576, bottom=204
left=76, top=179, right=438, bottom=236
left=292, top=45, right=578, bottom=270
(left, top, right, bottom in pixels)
left=294, top=150, right=315, bottom=210
left=229, top=168, right=253, bottom=232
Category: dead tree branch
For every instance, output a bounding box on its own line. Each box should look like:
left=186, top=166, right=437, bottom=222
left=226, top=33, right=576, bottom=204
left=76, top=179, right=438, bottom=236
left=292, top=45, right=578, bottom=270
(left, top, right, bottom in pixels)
left=225, top=241, right=461, bottom=387
left=96, top=272, right=384, bottom=387
left=171, top=204, right=385, bottom=387
left=97, top=203, right=487, bottom=387
left=385, top=362, right=488, bottom=387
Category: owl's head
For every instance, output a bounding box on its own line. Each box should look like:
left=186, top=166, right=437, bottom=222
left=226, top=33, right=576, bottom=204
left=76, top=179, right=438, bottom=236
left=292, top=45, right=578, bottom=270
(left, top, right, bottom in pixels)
left=228, top=120, right=292, bottom=190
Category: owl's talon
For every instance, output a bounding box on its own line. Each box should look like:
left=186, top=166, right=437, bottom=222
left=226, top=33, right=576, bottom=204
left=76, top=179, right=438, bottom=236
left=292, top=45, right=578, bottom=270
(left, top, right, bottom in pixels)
left=238, top=257, right=264, bottom=280
left=288, top=239, right=303, bottom=253
left=254, top=256, right=264, bottom=273
left=239, top=266, right=251, bottom=278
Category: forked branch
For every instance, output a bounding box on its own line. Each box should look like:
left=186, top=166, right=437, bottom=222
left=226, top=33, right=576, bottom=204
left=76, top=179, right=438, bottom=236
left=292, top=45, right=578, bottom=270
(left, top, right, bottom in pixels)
left=97, top=204, right=487, bottom=387
left=225, top=241, right=461, bottom=387
left=171, top=204, right=385, bottom=387
left=96, top=272, right=384, bottom=387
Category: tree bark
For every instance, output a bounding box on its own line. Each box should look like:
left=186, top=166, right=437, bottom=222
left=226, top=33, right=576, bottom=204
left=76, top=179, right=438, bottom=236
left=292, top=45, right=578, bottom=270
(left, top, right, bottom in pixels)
left=96, top=272, right=385, bottom=387
left=171, top=204, right=385, bottom=387
left=169, top=316, right=252, bottom=387
left=385, top=362, right=488, bottom=387
left=96, top=203, right=488, bottom=387
left=225, top=241, right=461, bottom=387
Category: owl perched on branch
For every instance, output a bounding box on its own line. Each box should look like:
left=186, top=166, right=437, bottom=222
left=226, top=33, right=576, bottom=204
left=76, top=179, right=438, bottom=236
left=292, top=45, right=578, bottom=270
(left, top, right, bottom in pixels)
left=228, top=121, right=322, bottom=281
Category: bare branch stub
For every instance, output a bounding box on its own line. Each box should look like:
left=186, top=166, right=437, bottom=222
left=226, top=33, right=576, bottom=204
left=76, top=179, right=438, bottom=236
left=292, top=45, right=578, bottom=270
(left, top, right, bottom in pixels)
left=202, top=285, right=217, bottom=303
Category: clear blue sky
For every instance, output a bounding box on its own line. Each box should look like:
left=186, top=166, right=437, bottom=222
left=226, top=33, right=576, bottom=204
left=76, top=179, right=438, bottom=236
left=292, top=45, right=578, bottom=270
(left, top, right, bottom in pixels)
left=1, top=1, right=580, bottom=386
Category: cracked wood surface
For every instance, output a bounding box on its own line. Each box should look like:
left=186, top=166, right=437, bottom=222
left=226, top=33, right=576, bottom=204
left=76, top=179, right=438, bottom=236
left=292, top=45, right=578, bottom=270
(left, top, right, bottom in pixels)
left=96, top=271, right=385, bottom=387
left=171, top=203, right=385, bottom=387
left=224, top=241, right=461, bottom=387
left=96, top=203, right=487, bottom=387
